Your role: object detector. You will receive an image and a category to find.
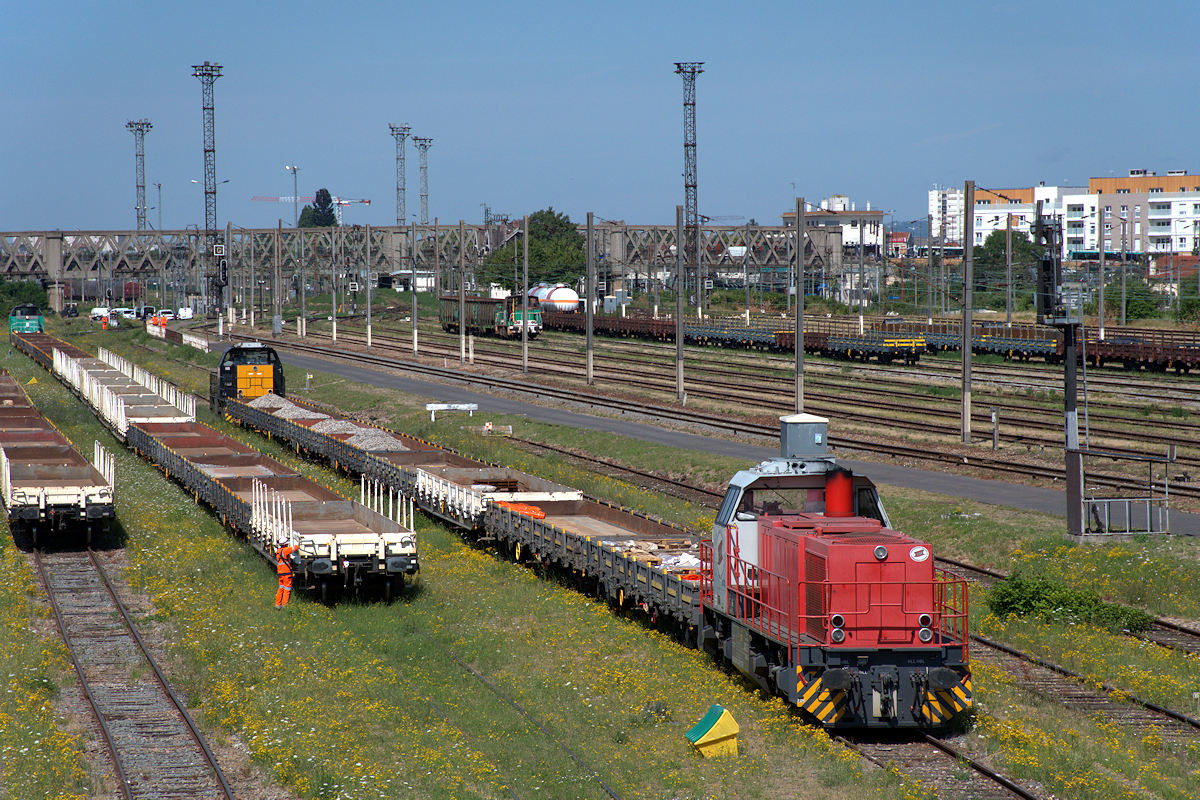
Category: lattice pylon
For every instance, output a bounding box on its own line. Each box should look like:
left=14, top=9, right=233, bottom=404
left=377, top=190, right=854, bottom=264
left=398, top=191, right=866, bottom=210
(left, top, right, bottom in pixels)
left=389, top=123, right=411, bottom=227
left=413, top=137, right=433, bottom=225
left=675, top=62, right=703, bottom=305
left=126, top=120, right=152, bottom=231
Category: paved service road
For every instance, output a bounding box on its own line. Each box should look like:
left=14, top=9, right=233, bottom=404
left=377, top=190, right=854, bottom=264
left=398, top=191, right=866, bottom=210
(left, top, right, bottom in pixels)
left=279, top=348, right=1199, bottom=537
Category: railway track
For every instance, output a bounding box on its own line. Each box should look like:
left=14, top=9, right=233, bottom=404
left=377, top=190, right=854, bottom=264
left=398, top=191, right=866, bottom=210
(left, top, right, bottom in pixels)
left=845, top=734, right=1041, bottom=800
left=34, top=547, right=233, bottom=800
left=342, top=312, right=1200, bottom=405
left=230, top=330, right=1200, bottom=504
left=387, top=326, right=1200, bottom=468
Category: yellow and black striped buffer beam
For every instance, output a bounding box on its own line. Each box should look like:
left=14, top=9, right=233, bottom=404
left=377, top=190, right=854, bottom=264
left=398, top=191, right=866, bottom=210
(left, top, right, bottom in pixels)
left=921, top=674, right=972, bottom=724
left=798, top=677, right=848, bottom=724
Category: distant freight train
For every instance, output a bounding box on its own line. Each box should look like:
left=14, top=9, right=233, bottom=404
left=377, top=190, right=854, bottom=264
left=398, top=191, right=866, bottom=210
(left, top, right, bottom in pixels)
left=438, top=295, right=542, bottom=338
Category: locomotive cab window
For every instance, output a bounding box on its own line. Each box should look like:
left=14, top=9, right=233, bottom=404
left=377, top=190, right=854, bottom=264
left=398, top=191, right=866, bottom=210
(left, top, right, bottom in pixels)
left=738, top=487, right=823, bottom=517
left=716, top=488, right=741, bottom=526
left=855, top=487, right=884, bottom=523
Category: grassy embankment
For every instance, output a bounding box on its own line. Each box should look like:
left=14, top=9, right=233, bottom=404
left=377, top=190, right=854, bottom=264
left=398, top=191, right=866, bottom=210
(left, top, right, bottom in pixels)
left=0, top=540, right=95, bottom=798
left=47, top=322, right=1200, bottom=798
left=14, top=329, right=915, bottom=800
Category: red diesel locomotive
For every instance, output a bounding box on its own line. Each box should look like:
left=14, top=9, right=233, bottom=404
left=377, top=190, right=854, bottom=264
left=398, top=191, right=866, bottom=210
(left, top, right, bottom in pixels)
left=701, top=414, right=971, bottom=728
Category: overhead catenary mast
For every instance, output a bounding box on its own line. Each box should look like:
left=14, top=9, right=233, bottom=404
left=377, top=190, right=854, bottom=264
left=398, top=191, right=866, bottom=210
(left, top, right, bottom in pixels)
left=413, top=137, right=433, bottom=225
left=388, top=123, right=411, bottom=227
left=191, top=61, right=223, bottom=311
left=675, top=61, right=704, bottom=311
left=126, top=120, right=152, bottom=231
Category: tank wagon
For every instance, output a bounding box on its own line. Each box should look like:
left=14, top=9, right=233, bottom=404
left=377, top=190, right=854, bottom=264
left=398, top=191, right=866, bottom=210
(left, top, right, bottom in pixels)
left=222, top=369, right=972, bottom=728
left=438, top=295, right=542, bottom=338
left=0, top=369, right=114, bottom=546
left=14, top=333, right=418, bottom=600
left=8, top=304, right=45, bottom=334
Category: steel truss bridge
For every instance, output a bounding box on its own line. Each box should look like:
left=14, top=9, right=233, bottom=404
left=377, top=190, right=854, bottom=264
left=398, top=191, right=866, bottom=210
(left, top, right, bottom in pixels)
left=1, top=222, right=845, bottom=310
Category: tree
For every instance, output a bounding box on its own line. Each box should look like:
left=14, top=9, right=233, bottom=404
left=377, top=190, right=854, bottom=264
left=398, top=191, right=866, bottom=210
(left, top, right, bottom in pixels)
left=298, top=189, right=338, bottom=228
left=478, top=207, right=585, bottom=292
left=970, top=228, right=1042, bottom=309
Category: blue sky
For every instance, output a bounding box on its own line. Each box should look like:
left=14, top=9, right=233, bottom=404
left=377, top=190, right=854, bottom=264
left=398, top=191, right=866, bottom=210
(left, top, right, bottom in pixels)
left=3, top=0, right=1198, bottom=232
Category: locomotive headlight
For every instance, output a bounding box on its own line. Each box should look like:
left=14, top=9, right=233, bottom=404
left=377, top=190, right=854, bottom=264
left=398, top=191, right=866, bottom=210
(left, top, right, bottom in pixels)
left=830, top=613, right=845, bottom=629
left=830, top=628, right=846, bottom=644
left=873, top=545, right=888, bottom=561
left=918, top=627, right=934, bottom=643
left=918, top=613, right=933, bottom=628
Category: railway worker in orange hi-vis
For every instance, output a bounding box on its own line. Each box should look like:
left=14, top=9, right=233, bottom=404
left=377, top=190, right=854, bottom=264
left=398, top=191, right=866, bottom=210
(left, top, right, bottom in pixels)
left=274, top=540, right=298, bottom=608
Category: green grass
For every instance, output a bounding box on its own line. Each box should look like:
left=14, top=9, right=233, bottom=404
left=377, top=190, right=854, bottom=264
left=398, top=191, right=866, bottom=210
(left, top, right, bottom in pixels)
left=51, top=323, right=1200, bottom=799
left=15, top=333, right=913, bottom=799
left=0, top=539, right=96, bottom=798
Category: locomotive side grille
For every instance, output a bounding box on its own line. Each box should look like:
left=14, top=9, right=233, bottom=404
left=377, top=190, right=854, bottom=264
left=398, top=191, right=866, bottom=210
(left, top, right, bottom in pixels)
left=805, top=552, right=826, bottom=639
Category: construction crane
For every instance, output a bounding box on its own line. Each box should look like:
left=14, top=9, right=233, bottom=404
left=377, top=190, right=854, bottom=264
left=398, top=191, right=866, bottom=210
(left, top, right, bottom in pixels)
left=251, top=195, right=371, bottom=225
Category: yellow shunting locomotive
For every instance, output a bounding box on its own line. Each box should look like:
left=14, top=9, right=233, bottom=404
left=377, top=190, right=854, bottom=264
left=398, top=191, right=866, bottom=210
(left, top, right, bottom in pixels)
left=209, top=342, right=286, bottom=410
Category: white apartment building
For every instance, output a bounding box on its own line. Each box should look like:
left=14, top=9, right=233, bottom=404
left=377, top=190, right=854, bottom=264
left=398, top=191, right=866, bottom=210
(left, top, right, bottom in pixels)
left=928, top=185, right=963, bottom=244
left=970, top=184, right=1085, bottom=248
left=942, top=170, right=1200, bottom=259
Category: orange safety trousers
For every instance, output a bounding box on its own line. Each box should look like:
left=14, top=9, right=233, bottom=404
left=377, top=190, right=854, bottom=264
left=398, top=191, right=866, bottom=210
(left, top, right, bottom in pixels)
left=275, top=575, right=293, bottom=607
left=275, top=545, right=296, bottom=607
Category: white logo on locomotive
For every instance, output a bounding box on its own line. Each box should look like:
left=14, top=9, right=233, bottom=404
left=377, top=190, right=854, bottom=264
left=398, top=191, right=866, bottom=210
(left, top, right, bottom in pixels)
left=909, top=545, right=930, bottom=562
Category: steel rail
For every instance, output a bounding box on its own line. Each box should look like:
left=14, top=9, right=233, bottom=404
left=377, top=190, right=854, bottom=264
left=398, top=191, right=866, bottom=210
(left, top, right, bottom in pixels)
left=88, top=550, right=236, bottom=798
left=33, top=549, right=134, bottom=800
left=230, top=332, right=1200, bottom=502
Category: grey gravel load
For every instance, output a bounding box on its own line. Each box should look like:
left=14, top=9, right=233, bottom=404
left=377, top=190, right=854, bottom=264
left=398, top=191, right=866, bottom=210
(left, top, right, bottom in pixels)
left=345, top=430, right=409, bottom=452
left=275, top=404, right=329, bottom=420
left=247, top=394, right=290, bottom=409
left=311, top=419, right=366, bottom=434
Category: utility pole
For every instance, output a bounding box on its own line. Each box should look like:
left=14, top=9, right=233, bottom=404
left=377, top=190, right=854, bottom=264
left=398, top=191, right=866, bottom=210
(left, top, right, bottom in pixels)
left=1005, top=212, right=1013, bottom=326
left=388, top=123, right=410, bottom=227
left=154, top=182, right=162, bottom=231
left=675, top=62, right=704, bottom=312
left=366, top=224, right=372, bottom=348
left=1120, top=217, right=1128, bottom=326
left=285, top=164, right=299, bottom=226
left=414, top=137, right=433, bottom=225
left=126, top=120, right=152, bottom=231
left=795, top=198, right=805, bottom=413
left=927, top=213, right=934, bottom=319
left=675, top=205, right=685, bottom=403
left=586, top=212, right=595, bottom=385
left=191, top=61, right=223, bottom=314
left=1098, top=205, right=1106, bottom=340
left=522, top=216, right=529, bottom=374
left=331, top=228, right=338, bottom=344
left=858, top=216, right=865, bottom=334
left=459, top=219, right=466, bottom=363
left=961, top=180, right=975, bottom=445
left=410, top=221, right=418, bottom=356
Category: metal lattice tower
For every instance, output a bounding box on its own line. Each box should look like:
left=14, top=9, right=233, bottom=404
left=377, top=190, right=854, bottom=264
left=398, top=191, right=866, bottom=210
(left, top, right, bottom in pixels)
left=675, top=62, right=703, bottom=305
left=126, top=120, right=152, bottom=231
left=191, top=62, right=222, bottom=251
left=388, top=123, right=411, bottom=227
left=413, top=136, right=433, bottom=225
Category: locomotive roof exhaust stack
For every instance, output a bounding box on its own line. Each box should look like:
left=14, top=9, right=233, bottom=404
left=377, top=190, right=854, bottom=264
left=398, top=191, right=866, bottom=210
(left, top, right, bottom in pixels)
left=780, top=413, right=829, bottom=459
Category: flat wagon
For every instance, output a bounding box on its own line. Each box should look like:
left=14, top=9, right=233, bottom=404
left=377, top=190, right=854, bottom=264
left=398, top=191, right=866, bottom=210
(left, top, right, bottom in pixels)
left=0, top=369, right=114, bottom=545
left=14, top=333, right=418, bottom=600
